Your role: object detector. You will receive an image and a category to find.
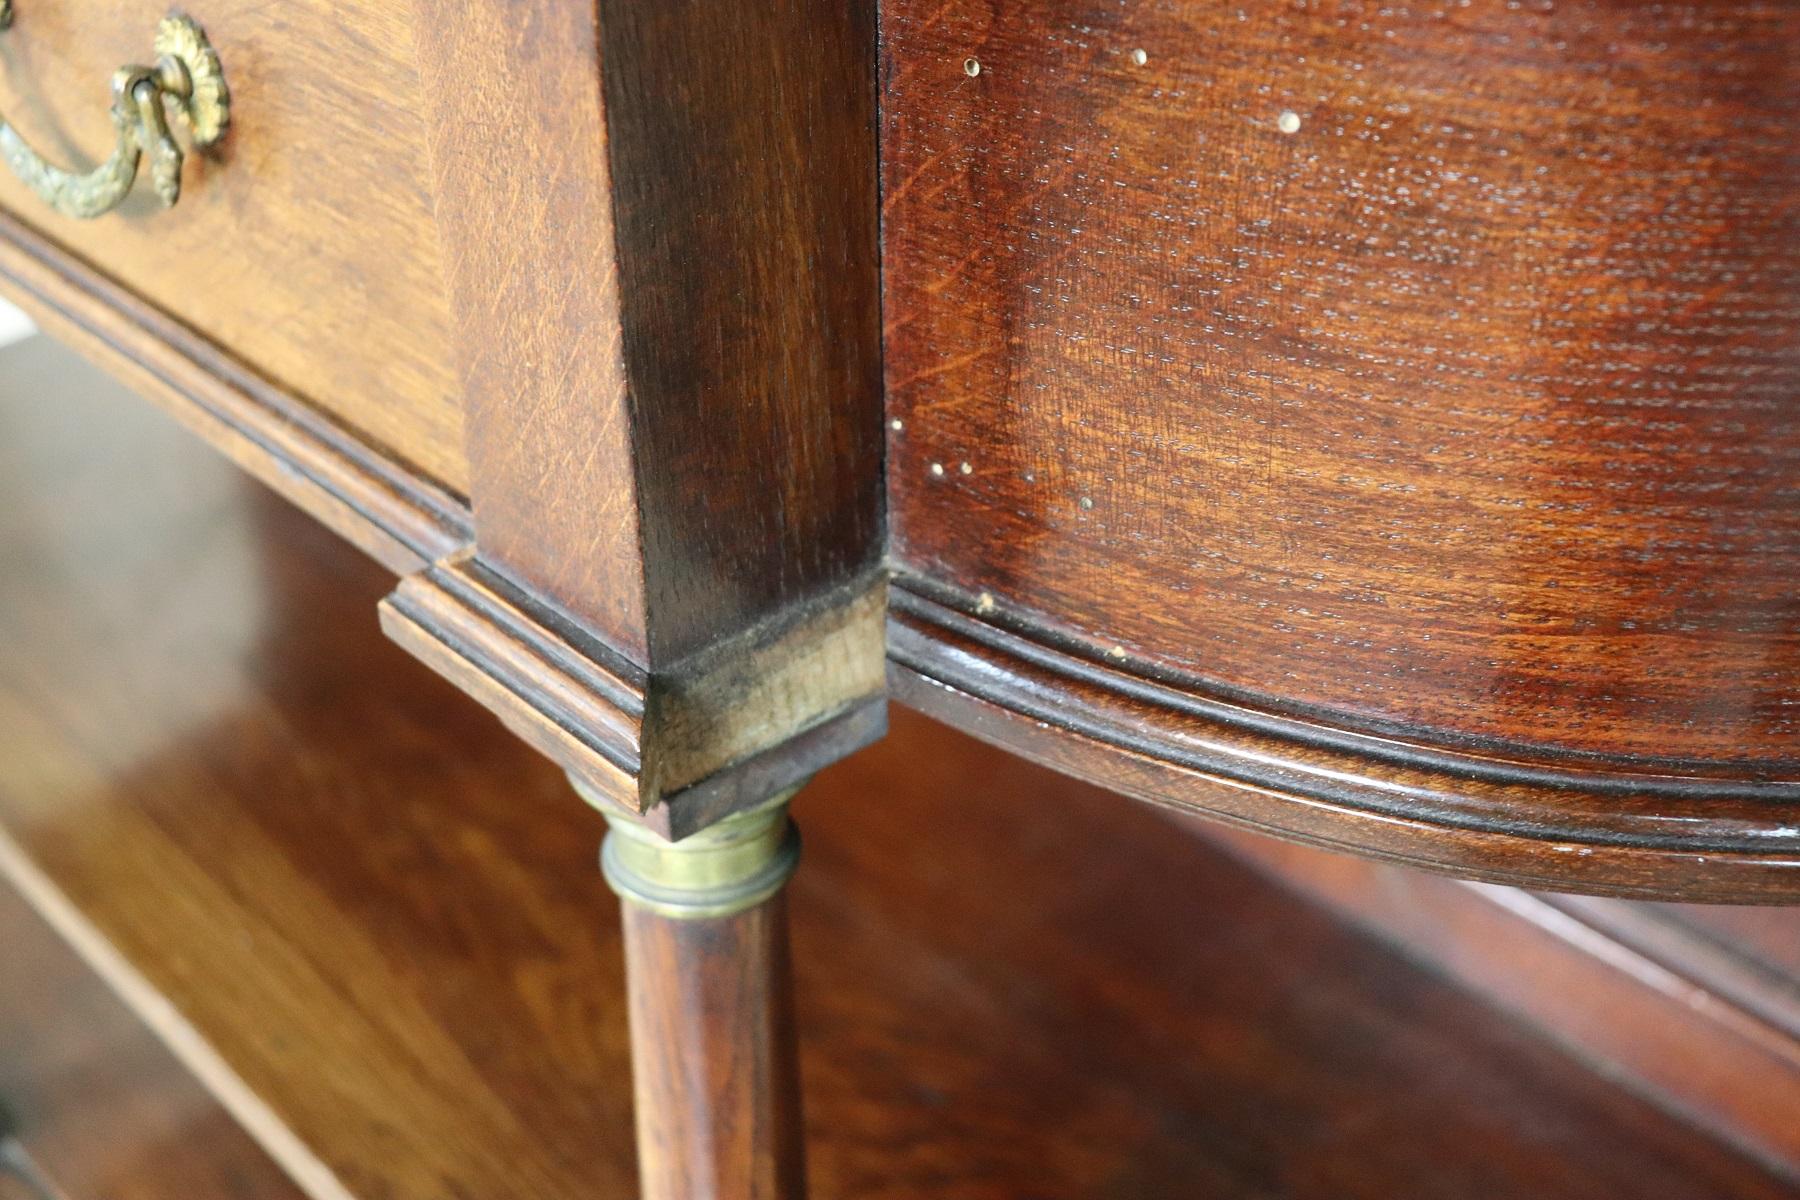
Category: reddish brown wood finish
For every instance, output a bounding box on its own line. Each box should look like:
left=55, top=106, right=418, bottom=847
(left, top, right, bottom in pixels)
left=411, top=0, right=881, bottom=663
left=385, top=0, right=887, bottom=826
left=0, top=215, right=471, bottom=576
left=0, top=881, right=306, bottom=1200
left=888, top=599, right=1800, bottom=901
left=1209, top=824, right=1800, bottom=1175
left=1, top=346, right=1795, bottom=1199
left=883, top=0, right=1800, bottom=894
left=621, top=902, right=805, bottom=1200
left=0, top=0, right=889, bottom=833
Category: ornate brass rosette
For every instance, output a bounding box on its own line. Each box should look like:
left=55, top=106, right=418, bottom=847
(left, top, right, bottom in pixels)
left=154, top=12, right=229, bottom=147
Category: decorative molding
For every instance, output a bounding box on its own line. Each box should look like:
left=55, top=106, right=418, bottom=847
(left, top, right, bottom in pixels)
left=382, top=559, right=888, bottom=837
left=888, top=575, right=1800, bottom=902
left=0, top=211, right=471, bottom=573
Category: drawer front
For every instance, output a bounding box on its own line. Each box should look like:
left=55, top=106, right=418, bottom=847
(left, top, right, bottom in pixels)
left=0, top=0, right=468, bottom=495
left=883, top=0, right=1800, bottom=768
left=0, top=871, right=307, bottom=1200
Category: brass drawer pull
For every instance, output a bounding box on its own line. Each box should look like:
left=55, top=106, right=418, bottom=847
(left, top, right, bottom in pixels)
left=0, top=4, right=228, bottom=219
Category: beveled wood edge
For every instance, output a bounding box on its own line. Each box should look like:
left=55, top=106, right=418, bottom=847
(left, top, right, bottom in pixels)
left=644, top=580, right=888, bottom=805
left=889, top=579, right=1800, bottom=903
left=381, top=553, right=647, bottom=795
left=896, top=575, right=1793, bottom=786
left=0, top=211, right=472, bottom=574
left=381, top=557, right=888, bottom=837
left=13, top=206, right=1789, bottom=887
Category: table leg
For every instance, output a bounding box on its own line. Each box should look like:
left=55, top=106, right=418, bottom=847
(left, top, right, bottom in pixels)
left=599, top=791, right=807, bottom=1200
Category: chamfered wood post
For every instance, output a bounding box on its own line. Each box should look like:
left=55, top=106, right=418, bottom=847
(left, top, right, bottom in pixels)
left=581, top=782, right=807, bottom=1200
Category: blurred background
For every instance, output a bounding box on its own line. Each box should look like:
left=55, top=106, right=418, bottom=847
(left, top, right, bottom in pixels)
left=0, top=298, right=33, bottom=349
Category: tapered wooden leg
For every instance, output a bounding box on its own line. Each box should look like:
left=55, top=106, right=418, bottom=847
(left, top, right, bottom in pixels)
left=598, top=792, right=807, bottom=1200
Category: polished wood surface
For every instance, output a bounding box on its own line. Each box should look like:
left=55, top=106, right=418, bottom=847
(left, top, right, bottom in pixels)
left=884, top=0, right=1800, bottom=763
left=0, top=0, right=468, bottom=493
left=0, top=338, right=642, bottom=1200
left=3, top=335, right=1791, bottom=1198
left=0, top=214, right=471, bottom=578
left=383, top=0, right=886, bottom=828
left=883, top=0, right=1799, bottom=895
left=622, top=902, right=805, bottom=1200
left=0, top=881, right=305, bottom=1200
left=413, top=0, right=881, bottom=663
left=889, top=594, right=1800, bottom=901
left=0, top=0, right=1784, bottom=898
left=0, top=0, right=891, bottom=843
left=1212, top=825, right=1800, bottom=1176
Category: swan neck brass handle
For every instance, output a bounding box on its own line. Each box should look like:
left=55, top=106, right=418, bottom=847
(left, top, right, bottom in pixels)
left=0, top=8, right=229, bottom=220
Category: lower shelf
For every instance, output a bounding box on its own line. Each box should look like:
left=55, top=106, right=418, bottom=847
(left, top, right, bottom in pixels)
left=0, top=878, right=303, bottom=1200
left=1208, top=824, right=1800, bottom=1179
left=0, top=332, right=1792, bottom=1198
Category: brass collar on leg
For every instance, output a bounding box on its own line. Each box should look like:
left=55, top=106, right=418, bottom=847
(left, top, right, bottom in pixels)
left=599, top=790, right=801, bottom=920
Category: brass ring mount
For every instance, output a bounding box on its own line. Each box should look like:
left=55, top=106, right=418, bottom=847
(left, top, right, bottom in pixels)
left=0, top=8, right=229, bottom=219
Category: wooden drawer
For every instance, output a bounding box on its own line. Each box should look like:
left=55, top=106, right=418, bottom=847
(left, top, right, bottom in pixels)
left=0, top=0, right=467, bottom=495
left=0, top=870, right=306, bottom=1200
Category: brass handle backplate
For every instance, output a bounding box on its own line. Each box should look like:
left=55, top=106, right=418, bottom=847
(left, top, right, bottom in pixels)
left=0, top=4, right=229, bottom=219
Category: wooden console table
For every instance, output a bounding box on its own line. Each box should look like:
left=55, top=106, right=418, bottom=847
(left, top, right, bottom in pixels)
left=0, top=1, right=1793, bottom=1196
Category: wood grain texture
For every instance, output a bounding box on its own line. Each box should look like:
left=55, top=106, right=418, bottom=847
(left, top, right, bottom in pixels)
left=0, top=0, right=468, bottom=492
left=0, top=0, right=884, bottom=831
left=405, top=0, right=645, bottom=655
left=0, top=338, right=644, bottom=1200
left=0, top=881, right=307, bottom=1200
left=622, top=902, right=805, bottom=1200
left=1209, top=825, right=1800, bottom=1178
left=801, top=709, right=1800, bottom=1200
left=4, top=335, right=1794, bottom=1199
left=399, top=0, right=886, bottom=821
left=590, top=0, right=884, bottom=666
left=410, top=0, right=881, bottom=664
left=883, top=0, right=1799, bottom=886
